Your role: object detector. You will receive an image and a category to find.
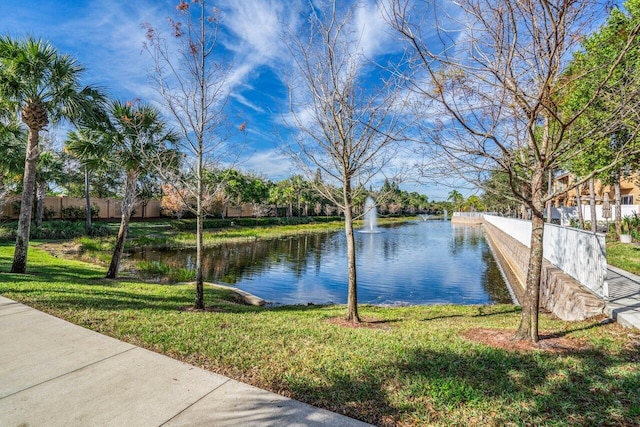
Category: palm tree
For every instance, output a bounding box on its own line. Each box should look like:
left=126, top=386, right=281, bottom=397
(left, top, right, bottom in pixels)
left=0, top=120, right=25, bottom=217
left=65, top=128, right=109, bottom=233
left=0, top=36, right=103, bottom=273
left=101, top=100, right=178, bottom=279
left=447, top=190, right=465, bottom=212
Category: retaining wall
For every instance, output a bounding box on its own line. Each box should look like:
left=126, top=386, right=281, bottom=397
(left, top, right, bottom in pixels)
left=482, top=219, right=605, bottom=321
left=483, top=215, right=608, bottom=298
left=1, top=196, right=266, bottom=220
left=1, top=196, right=162, bottom=220
left=451, top=213, right=484, bottom=225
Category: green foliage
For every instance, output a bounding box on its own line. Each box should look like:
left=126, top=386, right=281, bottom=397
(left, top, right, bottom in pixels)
left=30, top=221, right=85, bottom=239
left=0, top=120, right=25, bottom=186
left=60, top=204, right=99, bottom=220
left=562, top=1, right=640, bottom=179
left=137, top=260, right=171, bottom=275
left=135, top=260, right=196, bottom=283
left=168, top=267, right=195, bottom=283
left=170, top=216, right=321, bottom=231
left=447, top=190, right=465, bottom=211
left=0, top=220, right=111, bottom=242
left=0, top=36, right=105, bottom=127
left=0, top=224, right=15, bottom=241
left=481, top=169, right=522, bottom=214
left=607, top=240, right=640, bottom=274
left=87, top=223, right=111, bottom=237
left=377, top=179, right=430, bottom=215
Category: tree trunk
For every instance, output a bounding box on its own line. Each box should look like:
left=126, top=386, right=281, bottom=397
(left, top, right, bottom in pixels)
left=514, top=169, right=545, bottom=342
left=106, top=171, right=137, bottom=279
left=589, top=178, right=597, bottom=232
left=343, top=179, right=359, bottom=323
left=194, top=125, right=205, bottom=309
left=614, top=179, right=622, bottom=238
left=11, top=126, right=40, bottom=274
left=195, top=196, right=204, bottom=309
left=520, top=204, right=528, bottom=220
left=84, top=167, right=92, bottom=234
left=0, top=174, right=7, bottom=219
left=575, top=184, right=584, bottom=229
left=35, top=180, right=46, bottom=227
left=0, top=178, right=5, bottom=220
left=546, top=169, right=552, bottom=223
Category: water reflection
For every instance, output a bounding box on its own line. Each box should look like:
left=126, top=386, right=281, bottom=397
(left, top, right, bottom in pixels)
left=131, top=221, right=511, bottom=306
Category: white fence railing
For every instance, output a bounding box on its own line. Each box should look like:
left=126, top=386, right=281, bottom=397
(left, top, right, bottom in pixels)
left=484, top=215, right=608, bottom=299
left=453, top=211, right=497, bottom=217
left=551, top=205, right=639, bottom=225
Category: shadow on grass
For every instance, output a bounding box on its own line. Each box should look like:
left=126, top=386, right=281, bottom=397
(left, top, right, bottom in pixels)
left=285, top=341, right=640, bottom=426
left=1, top=283, right=262, bottom=313
left=421, top=305, right=521, bottom=322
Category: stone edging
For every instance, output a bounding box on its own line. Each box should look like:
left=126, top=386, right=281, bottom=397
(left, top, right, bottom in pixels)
left=179, top=282, right=266, bottom=306
left=482, top=220, right=605, bottom=321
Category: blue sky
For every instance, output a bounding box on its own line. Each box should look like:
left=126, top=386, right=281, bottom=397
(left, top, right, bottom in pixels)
left=0, top=0, right=458, bottom=200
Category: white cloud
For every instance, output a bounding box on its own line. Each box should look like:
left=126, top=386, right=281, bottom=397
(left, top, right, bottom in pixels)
left=353, top=0, right=398, bottom=59
left=25, top=1, right=168, bottom=102
left=239, top=148, right=294, bottom=179
left=230, top=92, right=267, bottom=114
left=220, top=0, right=298, bottom=62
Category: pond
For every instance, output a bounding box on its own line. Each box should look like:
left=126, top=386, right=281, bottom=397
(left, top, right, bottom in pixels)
left=131, top=221, right=513, bottom=306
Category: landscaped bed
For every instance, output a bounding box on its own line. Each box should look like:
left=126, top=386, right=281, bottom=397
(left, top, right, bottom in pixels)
left=1, top=243, right=638, bottom=426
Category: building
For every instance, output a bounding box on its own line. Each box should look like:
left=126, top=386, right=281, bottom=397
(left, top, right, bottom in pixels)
left=551, top=172, right=640, bottom=224
left=552, top=172, right=639, bottom=207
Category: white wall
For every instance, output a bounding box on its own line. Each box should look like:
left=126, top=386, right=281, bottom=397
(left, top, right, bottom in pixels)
left=484, top=215, right=608, bottom=298
left=552, top=205, right=639, bottom=225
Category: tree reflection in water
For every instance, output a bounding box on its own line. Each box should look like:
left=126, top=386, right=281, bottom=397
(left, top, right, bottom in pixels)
left=131, top=221, right=512, bottom=306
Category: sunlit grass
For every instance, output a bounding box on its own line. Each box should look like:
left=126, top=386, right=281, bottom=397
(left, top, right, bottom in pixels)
left=606, top=241, right=640, bottom=275
left=1, top=243, right=638, bottom=426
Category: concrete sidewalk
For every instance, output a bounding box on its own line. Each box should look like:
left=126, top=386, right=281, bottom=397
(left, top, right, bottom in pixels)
left=0, top=296, right=371, bottom=427
left=606, top=266, right=640, bottom=330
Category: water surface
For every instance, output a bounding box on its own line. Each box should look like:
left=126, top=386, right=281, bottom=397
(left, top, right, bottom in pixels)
left=132, top=221, right=511, bottom=305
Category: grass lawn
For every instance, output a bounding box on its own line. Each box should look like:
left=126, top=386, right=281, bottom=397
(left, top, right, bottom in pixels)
left=118, top=217, right=409, bottom=250
left=606, top=240, right=640, bottom=275
left=1, top=243, right=639, bottom=426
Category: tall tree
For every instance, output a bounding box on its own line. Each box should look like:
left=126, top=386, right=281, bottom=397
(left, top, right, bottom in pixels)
left=387, top=0, right=640, bottom=341
left=0, top=36, right=104, bottom=273
left=447, top=190, right=464, bottom=212
left=563, top=3, right=640, bottom=237
left=66, top=129, right=101, bottom=232
left=143, top=0, right=233, bottom=309
left=71, top=100, right=178, bottom=279
left=107, top=101, right=177, bottom=279
left=287, top=0, right=406, bottom=322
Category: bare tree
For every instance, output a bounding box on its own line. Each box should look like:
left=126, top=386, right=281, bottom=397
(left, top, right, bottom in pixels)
left=386, top=0, right=640, bottom=341
left=143, top=0, right=234, bottom=309
left=286, top=0, right=406, bottom=323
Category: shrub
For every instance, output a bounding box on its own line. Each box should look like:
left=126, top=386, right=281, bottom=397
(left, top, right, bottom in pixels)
left=88, top=223, right=112, bottom=237
left=169, top=216, right=330, bottom=231
left=60, top=204, right=100, bottom=220
left=43, top=206, right=57, bottom=220
left=31, top=221, right=85, bottom=239
left=168, top=267, right=195, bottom=283
left=0, top=225, right=16, bottom=241
left=138, top=260, right=172, bottom=276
